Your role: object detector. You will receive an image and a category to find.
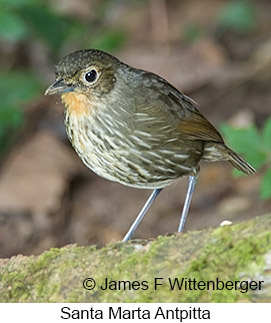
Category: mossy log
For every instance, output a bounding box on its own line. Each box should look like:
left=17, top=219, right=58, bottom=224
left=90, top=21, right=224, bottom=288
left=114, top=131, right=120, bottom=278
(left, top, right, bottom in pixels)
left=0, top=214, right=270, bottom=302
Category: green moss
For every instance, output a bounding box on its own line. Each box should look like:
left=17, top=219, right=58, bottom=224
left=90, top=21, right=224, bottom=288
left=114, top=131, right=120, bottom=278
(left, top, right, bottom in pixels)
left=182, top=222, right=271, bottom=302
left=0, top=214, right=270, bottom=302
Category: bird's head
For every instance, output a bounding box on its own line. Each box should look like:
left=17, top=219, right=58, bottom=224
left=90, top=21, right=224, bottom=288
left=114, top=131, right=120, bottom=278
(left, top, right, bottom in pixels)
left=45, top=49, right=120, bottom=99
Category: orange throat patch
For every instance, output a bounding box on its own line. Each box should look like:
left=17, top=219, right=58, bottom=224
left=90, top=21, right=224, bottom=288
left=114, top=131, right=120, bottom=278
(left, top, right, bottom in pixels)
left=61, top=92, right=92, bottom=116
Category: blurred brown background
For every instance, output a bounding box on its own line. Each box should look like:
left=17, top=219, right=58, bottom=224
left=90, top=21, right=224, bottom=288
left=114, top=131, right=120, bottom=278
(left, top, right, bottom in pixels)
left=0, top=0, right=270, bottom=257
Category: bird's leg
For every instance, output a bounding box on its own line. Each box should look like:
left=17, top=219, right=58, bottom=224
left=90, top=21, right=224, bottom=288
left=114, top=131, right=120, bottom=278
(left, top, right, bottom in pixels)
left=178, top=174, right=199, bottom=232
left=122, top=188, right=163, bottom=242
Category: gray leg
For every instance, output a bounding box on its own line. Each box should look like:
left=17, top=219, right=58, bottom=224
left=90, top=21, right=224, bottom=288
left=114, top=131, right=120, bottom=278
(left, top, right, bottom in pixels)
left=122, top=188, right=162, bottom=242
left=178, top=174, right=199, bottom=232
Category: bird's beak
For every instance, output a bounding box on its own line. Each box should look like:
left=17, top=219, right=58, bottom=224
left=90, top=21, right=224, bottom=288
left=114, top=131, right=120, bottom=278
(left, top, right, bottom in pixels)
left=45, top=78, right=74, bottom=96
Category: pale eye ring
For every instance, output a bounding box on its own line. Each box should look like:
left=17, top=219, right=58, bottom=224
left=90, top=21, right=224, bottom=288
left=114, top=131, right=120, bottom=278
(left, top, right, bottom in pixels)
left=84, top=69, right=98, bottom=83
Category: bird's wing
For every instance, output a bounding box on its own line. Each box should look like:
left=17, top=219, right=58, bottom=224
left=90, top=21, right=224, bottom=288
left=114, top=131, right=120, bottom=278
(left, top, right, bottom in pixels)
left=149, top=73, right=224, bottom=144
left=178, top=104, right=224, bottom=143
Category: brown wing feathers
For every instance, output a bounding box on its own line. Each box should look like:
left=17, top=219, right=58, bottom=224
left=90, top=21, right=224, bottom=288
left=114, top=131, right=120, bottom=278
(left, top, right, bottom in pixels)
left=178, top=107, right=256, bottom=175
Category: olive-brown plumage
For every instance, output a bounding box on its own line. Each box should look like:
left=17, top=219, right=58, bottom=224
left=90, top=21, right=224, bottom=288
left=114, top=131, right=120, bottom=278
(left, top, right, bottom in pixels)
left=45, top=49, right=255, bottom=241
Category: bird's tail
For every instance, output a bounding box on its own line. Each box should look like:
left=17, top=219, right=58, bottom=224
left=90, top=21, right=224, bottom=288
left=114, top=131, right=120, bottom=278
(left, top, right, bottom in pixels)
left=227, top=148, right=256, bottom=175
left=203, top=142, right=256, bottom=175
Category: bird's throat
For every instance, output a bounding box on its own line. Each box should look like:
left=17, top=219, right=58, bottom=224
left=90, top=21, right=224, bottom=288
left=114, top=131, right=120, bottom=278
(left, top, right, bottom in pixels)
left=61, top=92, right=92, bottom=116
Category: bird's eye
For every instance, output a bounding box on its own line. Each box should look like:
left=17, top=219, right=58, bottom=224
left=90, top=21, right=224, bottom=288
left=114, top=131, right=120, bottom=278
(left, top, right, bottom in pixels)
left=84, top=69, right=98, bottom=83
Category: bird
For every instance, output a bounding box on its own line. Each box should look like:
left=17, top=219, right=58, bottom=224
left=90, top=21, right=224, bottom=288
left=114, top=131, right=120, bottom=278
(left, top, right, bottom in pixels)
left=45, top=49, right=256, bottom=242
